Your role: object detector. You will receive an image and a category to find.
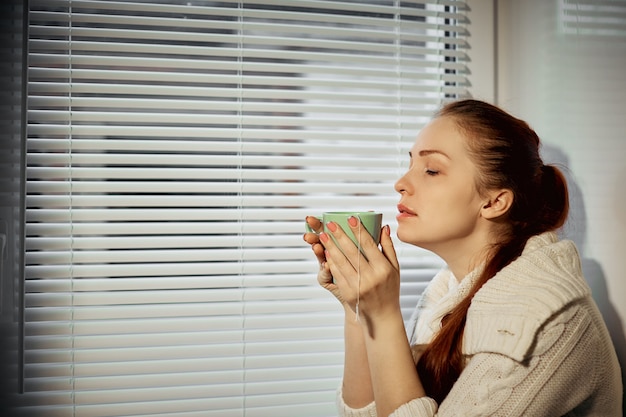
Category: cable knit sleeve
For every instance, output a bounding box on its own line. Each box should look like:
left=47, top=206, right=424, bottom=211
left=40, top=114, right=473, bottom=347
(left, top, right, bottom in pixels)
left=387, top=398, right=439, bottom=417
left=437, top=300, right=621, bottom=416
left=336, top=387, right=378, bottom=417
left=336, top=387, right=438, bottom=417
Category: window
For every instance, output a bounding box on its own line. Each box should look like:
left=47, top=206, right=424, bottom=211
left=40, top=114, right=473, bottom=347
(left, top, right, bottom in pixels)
left=559, top=0, right=626, bottom=38
left=24, top=1, right=468, bottom=415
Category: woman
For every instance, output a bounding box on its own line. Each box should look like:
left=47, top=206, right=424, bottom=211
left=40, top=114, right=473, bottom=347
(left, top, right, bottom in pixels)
left=303, top=99, right=622, bottom=416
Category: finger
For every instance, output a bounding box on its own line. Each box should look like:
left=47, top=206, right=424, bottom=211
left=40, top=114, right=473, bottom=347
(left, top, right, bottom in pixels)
left=379, top=225, right=399, bottom=270
left=323, top=222, right=365, bottom=275
left=324, top=253, right=361, bottom=309
left=317, top=259, right=334, bottom=285
left=305, top=215, right=323, bottom=233
left=312, top=242, right=326, bottom=264
left=346, top=216, right=380, bottom=261
left=323, top=248, right=350, bottom=291
left=303, top=231, right=321, bottom=245
left=303, top=229, right=325, bottom=266
left=321, top=231, right=366, bottom=308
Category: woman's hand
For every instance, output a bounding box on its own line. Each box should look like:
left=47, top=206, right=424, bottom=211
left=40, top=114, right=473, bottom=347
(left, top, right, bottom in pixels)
left=321, top=216, right=401, bottom=324
left=304, top=217, right=377, bottom=408
left=303, top=216, right=346, bottom=305
left=306, top=217, right=424, bottom=415
left=325, top=218, right=426, bottom=416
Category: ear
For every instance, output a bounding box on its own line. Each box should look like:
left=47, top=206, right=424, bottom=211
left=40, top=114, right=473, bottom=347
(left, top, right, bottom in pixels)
left=481, top=189, right=513, bottom=220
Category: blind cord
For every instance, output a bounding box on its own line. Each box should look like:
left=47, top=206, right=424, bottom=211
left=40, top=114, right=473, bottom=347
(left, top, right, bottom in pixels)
left=68, top=2, right=76, bottom=415
left=355, top=216, right=361, bottom=321
left=237, top=2, right=246, bottom=415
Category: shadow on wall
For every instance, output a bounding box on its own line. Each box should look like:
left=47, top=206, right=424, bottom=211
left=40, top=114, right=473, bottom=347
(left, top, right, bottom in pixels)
left=542, top=144, right=626, bottom=409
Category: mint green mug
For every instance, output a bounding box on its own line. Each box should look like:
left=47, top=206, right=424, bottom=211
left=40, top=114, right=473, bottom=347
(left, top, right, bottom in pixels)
left=306, top=211, right=382, bottom=250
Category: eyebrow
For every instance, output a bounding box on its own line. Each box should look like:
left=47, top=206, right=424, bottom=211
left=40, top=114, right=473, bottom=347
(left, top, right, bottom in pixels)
left=409, top=149, right=451, bottom=159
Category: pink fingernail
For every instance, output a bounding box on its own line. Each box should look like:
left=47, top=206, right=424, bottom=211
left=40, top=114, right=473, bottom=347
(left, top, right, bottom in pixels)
left=320, top=232, right=329, bottom=243
left=326, top=222, right=337, bottom=232
left=348, top=216, right=358, bottom=227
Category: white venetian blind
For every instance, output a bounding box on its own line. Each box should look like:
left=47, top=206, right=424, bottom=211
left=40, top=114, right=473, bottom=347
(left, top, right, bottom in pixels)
left=24, top=0, right=467, bottom=416
left=560, top=0, right=626, bottom=37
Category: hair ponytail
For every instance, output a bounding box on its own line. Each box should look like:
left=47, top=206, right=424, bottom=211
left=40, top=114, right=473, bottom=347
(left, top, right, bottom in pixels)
left=536, top=164, right=569, bottom=233
left=415, top=100, right=570, bottom=404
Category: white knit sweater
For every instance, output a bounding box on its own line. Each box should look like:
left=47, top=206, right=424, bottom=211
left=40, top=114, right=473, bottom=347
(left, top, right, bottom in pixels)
left=337, top=232, right=623, bottom=416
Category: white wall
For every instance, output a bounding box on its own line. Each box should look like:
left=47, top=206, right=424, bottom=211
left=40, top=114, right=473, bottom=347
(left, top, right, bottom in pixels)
left=495, top=0, right=626, bottom=400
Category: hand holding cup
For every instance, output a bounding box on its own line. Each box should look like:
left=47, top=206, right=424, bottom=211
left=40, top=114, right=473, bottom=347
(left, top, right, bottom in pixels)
left=305, top=211, right=383, bottom=252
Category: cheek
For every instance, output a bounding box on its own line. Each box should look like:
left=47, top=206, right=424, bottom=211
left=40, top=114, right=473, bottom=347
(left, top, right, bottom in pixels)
left=420, top=188, right=480, bottom=229
left=442, top=192, right=483, bottom=230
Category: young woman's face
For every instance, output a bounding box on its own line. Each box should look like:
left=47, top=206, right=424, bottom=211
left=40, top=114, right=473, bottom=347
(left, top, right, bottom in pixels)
left=394, top=116, right=487, bottom=255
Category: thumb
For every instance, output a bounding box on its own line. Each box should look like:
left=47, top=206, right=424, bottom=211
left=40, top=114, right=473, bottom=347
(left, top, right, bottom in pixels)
left=380, top=225, right=399, bottom=270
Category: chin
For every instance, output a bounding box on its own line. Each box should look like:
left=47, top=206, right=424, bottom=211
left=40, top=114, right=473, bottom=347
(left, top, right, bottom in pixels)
left=396, top=228, right=417, bottom=245
left=396, top=228, right=434, bottom=250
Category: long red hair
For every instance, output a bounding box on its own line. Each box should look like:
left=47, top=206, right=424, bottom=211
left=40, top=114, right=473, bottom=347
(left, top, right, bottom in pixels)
left=416, top=100, right=570, bottom=403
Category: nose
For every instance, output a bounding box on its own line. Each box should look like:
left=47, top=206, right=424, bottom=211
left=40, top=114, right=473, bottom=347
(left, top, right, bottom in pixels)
left=394, top=170, right=410, bottom=194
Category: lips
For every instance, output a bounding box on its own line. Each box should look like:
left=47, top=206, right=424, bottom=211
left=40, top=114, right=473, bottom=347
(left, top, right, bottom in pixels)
left=397, top=203, right=416, bottom=217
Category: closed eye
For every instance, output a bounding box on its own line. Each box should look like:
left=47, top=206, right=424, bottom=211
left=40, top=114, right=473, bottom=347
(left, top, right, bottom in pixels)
left=425, top=169, right=439, bottom=176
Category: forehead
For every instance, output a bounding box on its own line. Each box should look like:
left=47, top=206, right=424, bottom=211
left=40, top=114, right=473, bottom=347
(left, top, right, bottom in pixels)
left=412, top=117, right=465, bottom=152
